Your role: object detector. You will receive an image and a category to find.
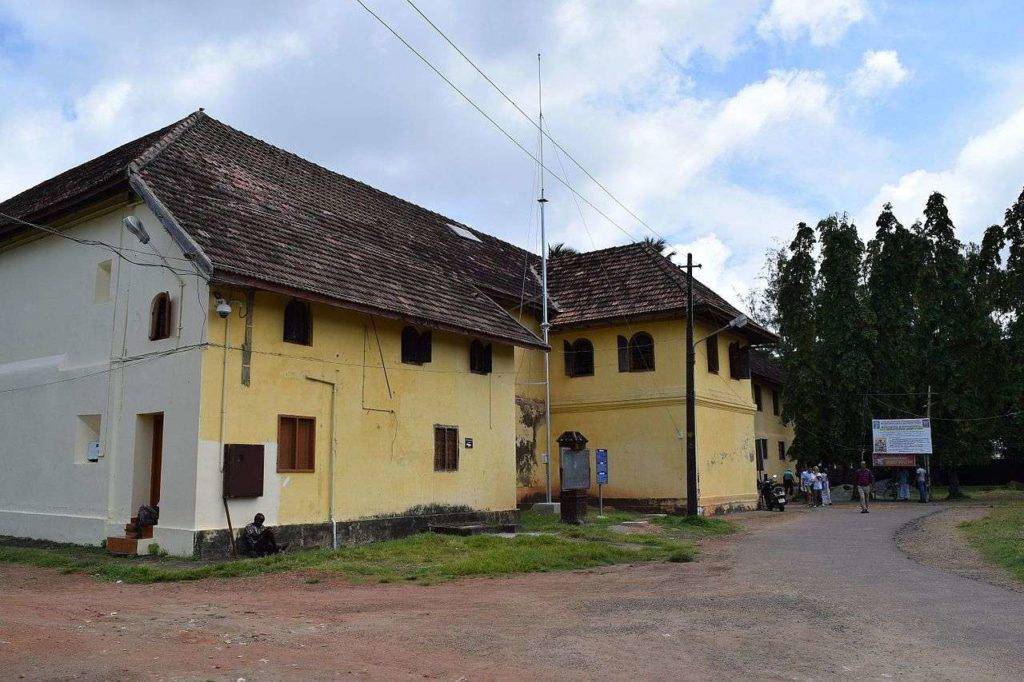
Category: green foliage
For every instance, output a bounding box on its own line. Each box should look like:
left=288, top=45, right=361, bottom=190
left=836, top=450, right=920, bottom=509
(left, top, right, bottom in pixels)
left=959, top=503, right=1024, bottom=584
left=0, top=516, right=701, bottom=586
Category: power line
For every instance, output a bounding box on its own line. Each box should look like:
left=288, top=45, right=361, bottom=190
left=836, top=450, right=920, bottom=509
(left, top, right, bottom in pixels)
left=0, top=210, right=207, bottom=280
left=402, top=0, right=667, bottom=244
left=351, top=0, right=641, bottom=245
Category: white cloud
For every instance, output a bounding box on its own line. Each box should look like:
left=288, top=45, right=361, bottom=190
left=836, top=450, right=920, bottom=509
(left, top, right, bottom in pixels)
left=758, top=0, right=866, bottom=46
left=849, top=50, right=909, bottom=97
left=862, top=105, right=1024, bottom=240
left=666, top=233, right=762, bottom=311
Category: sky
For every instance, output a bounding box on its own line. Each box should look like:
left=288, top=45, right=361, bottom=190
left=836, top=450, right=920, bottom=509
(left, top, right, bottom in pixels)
left=4, top=0, right=1024, bottom=308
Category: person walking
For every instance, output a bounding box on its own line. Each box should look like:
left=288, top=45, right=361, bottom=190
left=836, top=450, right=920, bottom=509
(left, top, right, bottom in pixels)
left=855, top=461, right=874, bottom=513
left=811, top=466, right=824, bottom=507
left=800, top=467, right=814, bottom=506
left=915, top=464, right=928, bottom=502
left=897, top=469, right=910, bottom=501
left=821, top=469, right=832, bottom=506
left=783, top=468, right=795, bottom=499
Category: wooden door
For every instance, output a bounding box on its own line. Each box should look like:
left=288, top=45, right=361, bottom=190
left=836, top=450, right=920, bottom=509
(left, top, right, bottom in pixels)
left=150, top=413, right=164, bottom=507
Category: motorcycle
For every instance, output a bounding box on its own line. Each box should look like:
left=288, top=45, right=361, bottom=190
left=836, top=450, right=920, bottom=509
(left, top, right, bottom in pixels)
left=760, top=475, right=787, bottom=511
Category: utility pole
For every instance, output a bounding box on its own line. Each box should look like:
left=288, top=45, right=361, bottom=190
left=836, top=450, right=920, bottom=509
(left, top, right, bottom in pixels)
left=537, top=53, right=554, bottom=507
left=926, top=384, right=932, bottom=502
left=684, top=252, right=698, bottom=516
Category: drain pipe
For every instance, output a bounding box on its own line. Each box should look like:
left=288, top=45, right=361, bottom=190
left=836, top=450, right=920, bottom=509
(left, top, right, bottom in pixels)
left=305, top=376, right=338, bottom=549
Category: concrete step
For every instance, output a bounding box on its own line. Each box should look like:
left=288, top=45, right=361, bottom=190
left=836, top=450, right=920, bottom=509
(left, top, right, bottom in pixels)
left=429, top=522, right=518, bottom=536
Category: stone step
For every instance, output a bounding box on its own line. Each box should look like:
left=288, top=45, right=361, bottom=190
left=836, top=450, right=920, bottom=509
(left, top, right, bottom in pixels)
left=429, top=522, right=518, bottom=536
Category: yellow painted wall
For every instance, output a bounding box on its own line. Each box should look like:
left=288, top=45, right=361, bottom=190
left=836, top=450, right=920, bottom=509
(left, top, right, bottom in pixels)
left=753, top=380, right=795, bottom=480
left=536, top=317, right=760, bottom=511
left=507, top=309, right=549, bottom=492
left=199, top=289, right=518, bottom=527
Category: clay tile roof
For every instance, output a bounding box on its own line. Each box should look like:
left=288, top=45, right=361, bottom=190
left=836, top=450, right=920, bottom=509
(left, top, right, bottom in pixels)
left=547, top=242, right=777, bottom=344
left=0, top=118, right=182, bottom=230
left=1, top=111, right=544, bottom=349
left=750, top=348, right=783, bottom=385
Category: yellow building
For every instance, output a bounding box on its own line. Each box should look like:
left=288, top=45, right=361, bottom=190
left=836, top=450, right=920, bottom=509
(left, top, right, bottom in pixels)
left=516, top=244, right=779, bottom=514
left=750, top=350, right=796, bottom=482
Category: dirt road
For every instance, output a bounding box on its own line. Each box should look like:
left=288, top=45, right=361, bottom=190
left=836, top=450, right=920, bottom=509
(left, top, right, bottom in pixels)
left=2, top=504, right=1022, bottom=680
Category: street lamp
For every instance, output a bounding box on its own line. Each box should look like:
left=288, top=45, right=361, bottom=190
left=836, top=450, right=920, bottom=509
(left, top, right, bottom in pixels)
left=683, top=252, right=748, bottom=516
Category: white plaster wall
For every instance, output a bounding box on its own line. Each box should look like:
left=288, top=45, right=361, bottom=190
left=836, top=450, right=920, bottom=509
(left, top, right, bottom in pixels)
left=0, top=202, right=207, bottom=551
left=194, top=439, right=281, bottom=530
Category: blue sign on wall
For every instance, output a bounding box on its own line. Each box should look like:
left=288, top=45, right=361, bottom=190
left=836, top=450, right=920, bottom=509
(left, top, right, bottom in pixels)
left=596, top=448, right=609, bottom=485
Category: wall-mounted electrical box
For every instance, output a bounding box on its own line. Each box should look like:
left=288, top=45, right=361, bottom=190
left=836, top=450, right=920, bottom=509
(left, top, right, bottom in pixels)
left=223, top=444, right=265, bottom=498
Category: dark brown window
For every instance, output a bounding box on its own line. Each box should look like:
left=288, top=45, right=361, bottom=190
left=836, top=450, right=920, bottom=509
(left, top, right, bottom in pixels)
left=149, top=292, right=172, bottom=341
left=706, top=334, right=719, bottom=373
left=772, top=389, right=780, bottom=416
left=564, top=338, right=594, bottom=377
left=619, top=332, right=654, bottom=372
left=401, top=326, right=432, bottom=365
left=728, top=342, right=751, bottom=380
left=277, top=415, right=315, bottom=472
left=434, top=425, right=458, bottom=472
left=778, top=441, right=786, bottom=460
left=283, top=299, right=312, bottom=345
left=755, top=438, right=767, bottom=472
left=469, top=339, right=492, bottom=374
left=753, top=384, right=763, bottom=411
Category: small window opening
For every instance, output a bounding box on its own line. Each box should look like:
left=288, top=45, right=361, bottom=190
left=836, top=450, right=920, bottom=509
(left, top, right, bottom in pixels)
left=753, top=384, right=763, bottom=411
left=149, top=292, right=172, bottom=341
left=401, top=326, right=432, bottom=365
left=706, top=333, right=719, bottom=373
left=469, top=339, right=493, bottom=374
left=564, top=338, right=594, bottom=377
left=283, top=299, right=312, bottom=345
left=434, top=425, right=459, bottom=471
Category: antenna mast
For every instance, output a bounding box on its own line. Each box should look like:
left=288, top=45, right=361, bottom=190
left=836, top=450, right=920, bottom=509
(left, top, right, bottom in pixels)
left=538, top=53, right=554, bottom=505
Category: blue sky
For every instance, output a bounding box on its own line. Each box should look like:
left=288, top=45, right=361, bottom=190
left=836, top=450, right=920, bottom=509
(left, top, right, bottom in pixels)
left=3, top=0, right=1024, bottom=306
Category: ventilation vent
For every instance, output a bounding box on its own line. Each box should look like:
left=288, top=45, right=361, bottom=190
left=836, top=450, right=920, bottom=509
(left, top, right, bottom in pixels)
left=448, top=223, right=481, bottom=242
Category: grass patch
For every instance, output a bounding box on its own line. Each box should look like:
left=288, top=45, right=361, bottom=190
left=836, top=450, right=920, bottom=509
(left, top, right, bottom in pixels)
left=959, top=503, right=1024, bottom=584
left=0, top=510, right=706, bottom=586
left=931, top=485, right=1024, bottom=503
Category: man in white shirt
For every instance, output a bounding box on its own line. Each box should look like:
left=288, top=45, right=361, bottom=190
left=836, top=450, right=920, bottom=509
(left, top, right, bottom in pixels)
left=916, top=465, right=928, bottom=502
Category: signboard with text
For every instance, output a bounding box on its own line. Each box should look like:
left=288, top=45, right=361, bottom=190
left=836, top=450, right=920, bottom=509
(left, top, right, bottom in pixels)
left=872, top=454, right=919, bottom=468
left=872, top=418, right=932, bottom=455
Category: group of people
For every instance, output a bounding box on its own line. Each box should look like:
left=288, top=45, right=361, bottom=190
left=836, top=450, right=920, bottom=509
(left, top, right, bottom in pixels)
left=781, top=466, right=832, bottom=507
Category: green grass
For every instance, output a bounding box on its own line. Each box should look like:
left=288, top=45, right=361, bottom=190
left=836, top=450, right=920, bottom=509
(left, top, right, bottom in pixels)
left=931, top=484, right=1024, bottom=503
left=0, top=510, right=710, bottom=585
left=959, top=503, right=1024, bottom=584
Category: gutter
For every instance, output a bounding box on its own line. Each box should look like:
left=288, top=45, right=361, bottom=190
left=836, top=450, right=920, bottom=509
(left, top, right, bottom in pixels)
left=127, top=172, right=213, bottom=279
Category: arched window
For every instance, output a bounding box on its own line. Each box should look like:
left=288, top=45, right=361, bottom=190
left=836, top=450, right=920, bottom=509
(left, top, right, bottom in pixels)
left=283, top=299, right=312, bottom=345
left=149, top=292, right=172, bottom=341
left=564, top=338, right=594, bottom=377
left=401, top=326, right=432, bottom=365
left=469, top=339, right=492, bottom=374
left=625, top=332, right=654, bottom=372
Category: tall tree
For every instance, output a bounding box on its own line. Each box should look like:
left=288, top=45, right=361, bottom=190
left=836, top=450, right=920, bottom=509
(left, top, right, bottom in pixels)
left=775, top=223, right=821, bottom=465
left=865, top=204, right=928, bottom=416
left=814, top=215, right=874, bottom=464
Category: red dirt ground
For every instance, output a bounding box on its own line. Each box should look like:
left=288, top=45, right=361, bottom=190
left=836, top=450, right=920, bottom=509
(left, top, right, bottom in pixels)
left=3, top=506, right=1022, bottom=680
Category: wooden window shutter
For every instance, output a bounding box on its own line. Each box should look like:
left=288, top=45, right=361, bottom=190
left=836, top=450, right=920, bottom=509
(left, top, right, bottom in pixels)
left=402, top=326, right=418, bottom=364
left=278, top=417, right=296, bottom=471
left=283, top=300, right=311, bottom=345
left=278, top=416, right=315, bottom=472
left=418, top=330, right=432, bottom=364
left=738, top=345, right=751, bottom=379
left=753, top=384, right=763, bottom=411
left=778, top=441, right=786, bottom=460
left=772, top=390, right=780, bottom=416
left=706, top=334, right=719, bottom=373
left=617, top=335, right=629, bottom=372
left=434, top=427, right=445, bottom=470
left=564, top=340, right=574, bottom=376
left=434, top=425, right=458, bottom=471
left=149, top=292, right=171, bottom=341
left=728, top=342, right=742, bottom=379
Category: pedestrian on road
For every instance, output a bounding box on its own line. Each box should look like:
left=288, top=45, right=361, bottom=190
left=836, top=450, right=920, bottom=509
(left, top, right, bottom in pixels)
left=897, top=469, right=910, bottom=501
left=811, top=466, right=824, bottom=507
left=855, top=462, right=874, bottom=513
left=800, top=467, right=814, bottom=506
left=915, top=464, right=928, bottom=503
left=783, top=468, right=795, bottom=499
left=821, top=469, right=832, bottom=506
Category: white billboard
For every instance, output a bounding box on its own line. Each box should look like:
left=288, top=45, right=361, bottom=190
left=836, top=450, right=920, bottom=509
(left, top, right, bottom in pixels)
left=872, top=418, right=932, bottom=455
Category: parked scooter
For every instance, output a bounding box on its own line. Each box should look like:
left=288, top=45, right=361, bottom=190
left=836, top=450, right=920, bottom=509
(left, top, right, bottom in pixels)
left=760, top=475, right=787, bottom=511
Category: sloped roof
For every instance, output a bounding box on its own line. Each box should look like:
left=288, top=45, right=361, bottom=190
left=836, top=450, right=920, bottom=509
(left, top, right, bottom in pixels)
left=547, top=243, right=777, bottom=344
left=750, top=348, right=783, bottom=385
left=0, top=111, right=544, bottom=349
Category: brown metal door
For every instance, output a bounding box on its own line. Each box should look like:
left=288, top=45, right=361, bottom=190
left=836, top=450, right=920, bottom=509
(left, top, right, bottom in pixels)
left=150, top=413, right=164, bottom=507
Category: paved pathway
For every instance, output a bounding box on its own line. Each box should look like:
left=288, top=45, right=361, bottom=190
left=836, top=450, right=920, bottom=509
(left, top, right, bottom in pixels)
left=733, top=502, right=1024, bottom=679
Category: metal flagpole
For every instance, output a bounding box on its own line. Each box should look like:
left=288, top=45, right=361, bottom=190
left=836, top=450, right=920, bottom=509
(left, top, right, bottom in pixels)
left=538, top=53, right=553, bottom=505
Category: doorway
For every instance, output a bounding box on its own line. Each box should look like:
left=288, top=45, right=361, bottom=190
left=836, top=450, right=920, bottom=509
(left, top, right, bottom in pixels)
left=132, top=412, right=164, bottom=514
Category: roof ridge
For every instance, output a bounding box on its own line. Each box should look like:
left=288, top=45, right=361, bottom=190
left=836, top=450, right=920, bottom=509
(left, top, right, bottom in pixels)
left=128, top=109, right=207, bottom=173
left=550, top=242, right=648, bottom=260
